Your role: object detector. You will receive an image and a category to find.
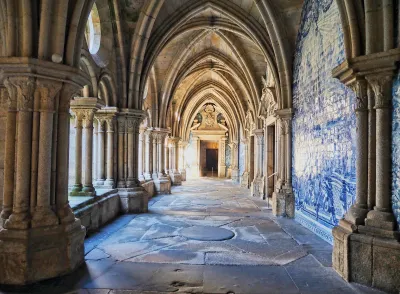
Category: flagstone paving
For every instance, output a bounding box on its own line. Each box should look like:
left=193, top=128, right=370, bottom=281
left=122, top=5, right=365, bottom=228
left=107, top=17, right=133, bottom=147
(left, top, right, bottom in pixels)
left=0, top=178, right=386, bottom=294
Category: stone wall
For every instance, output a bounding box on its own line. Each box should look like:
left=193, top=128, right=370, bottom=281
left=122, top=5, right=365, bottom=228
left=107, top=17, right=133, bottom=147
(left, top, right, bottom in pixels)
left=292, top=0, right=357, bottom=243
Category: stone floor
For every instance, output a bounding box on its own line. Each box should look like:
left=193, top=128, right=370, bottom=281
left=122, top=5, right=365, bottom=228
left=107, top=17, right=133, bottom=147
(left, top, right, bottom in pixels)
left=0, top=178, right=386, bottom=294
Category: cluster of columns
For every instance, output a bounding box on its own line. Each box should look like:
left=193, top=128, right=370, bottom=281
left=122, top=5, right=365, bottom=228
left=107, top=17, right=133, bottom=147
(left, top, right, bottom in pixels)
left=0, top=67, right=88, bottom=284
left=229, top=141, right=239, bottom=181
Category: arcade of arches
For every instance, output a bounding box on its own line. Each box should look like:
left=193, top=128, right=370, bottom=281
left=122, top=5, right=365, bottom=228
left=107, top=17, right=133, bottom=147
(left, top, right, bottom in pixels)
left=0, top=0, right=399, bottom=293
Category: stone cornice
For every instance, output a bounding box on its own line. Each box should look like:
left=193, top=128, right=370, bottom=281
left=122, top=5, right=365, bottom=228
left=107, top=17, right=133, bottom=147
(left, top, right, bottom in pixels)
left=0, top=57, right=90, bottom=88
left=70, top=97, right=105, bottom=110
left=276, top=108, right=293, bottom=120
left=332, top=48, right=400, bottom=85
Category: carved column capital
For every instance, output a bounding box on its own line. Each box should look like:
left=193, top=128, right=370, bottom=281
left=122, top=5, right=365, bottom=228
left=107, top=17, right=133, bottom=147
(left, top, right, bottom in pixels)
left=349, top=78, right=368, bottom=111
left=366, top=74, right=393, bottom=109
left=5, top=77, right=36, bottom=111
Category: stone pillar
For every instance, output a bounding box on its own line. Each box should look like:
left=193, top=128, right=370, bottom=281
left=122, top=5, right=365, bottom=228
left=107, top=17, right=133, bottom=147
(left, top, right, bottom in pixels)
left=272, top=109, right=294, bottom=217
left=192, top=136, right=200, bottom=178
left=153, top=129, right=171, bottom=193
left=71, top=111, right=83, bottom=193
left=240, top=138, right=249, bottom=188
left=218, top=136, right=227, bottom=178
left=341, top=79, right=369, bottom=228
left=152, top=132, right=158, bottom=179
left=144, top=129, right=153, bottom=180
left=117, top=116, right=126, bottom=188
left=138, top=128, right=145, bottom=181
left=165, top=137, right=170, bottom=175
left=251, top=129, right=264, bottom=199
left=70, top=98, right=103, bottom=195
left=0, top=72, right=86, bottom=285
left=361, top=75, right=399, bottom=238
left=105, top=117, right=115, bottom=188
left=96, top=118, right=106, bottom=186
left=230, top=141, right=239, bottom=182
left=126, top=117, right=136, bottom=187
left=178, top=140, right=188, bottom=181
left=169, top=137, right=182, bottom=185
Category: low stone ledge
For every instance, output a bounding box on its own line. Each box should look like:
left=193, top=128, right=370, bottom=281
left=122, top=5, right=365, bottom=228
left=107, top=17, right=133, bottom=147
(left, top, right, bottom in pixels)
left=73, top=190, right=120, bottom=234
left=140, top=180, right=156, bottom=198
left=119, top=187, right=149, bottom=213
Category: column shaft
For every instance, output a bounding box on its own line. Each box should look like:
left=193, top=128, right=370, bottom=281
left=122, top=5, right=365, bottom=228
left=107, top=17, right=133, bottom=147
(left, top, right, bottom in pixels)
left=106, top=119, right=115, bottom=187
left=83, top=113, right=95, bottom=193
left=73, top=114, right=83, bottom=191
left=97, top=120, right=105, bottom=183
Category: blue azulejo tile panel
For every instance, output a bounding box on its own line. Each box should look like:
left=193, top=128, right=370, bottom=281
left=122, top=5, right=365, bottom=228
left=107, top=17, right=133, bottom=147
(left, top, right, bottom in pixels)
left=392, top=71, right=400, bottom=225
left=292, top=0, right=357, bottom=244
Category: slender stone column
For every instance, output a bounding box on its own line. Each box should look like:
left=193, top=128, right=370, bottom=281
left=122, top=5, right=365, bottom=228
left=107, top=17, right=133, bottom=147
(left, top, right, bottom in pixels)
left=105, top=117, right=115, bottom=187
left=6, top=78, right=36, bottom=229
left=240, top=138, right=249, bottom=187
left=126, top=118, right=135, bottom=187
left=218, top=136, right=227, bottom=178
left=71, top=111, right=84, bottom=193
left=0, top=83, right=16, bottom=222
left=31, top=80, right=62, bottom=227
left=96, top=118, right=106, bottom=185
left=152, top=133, right=158, bottom=178
left=254, top=129, right=264, bottom=178
left=230, top=141, right=239, bottom=182
left=367, top=87, right=376, bottom=209
left=138, top=128, right=145, bottom=181
left=192, top=136, right=200, bottom=178
left=144, top=129, right=153, bottom=180
left=165, top=137, right=170, bottom=175
left=158, top=133, right=167, bottom=177
left=169, top=137, right=182, bottom=185
left=93, top=120, right=98, bottom=184
left=343, top=79, right=369, bottom=226
left=117, top=116, right=126, bottom=188
left=82, top=110, right=96, bottom=194
left=363, top=75, right=398, bottom=235
left=178, top=140, right=187, bottom=181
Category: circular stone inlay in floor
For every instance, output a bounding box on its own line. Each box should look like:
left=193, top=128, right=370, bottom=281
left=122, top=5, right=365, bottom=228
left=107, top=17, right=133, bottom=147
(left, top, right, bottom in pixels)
left=180, top=226, right=235, bottom=241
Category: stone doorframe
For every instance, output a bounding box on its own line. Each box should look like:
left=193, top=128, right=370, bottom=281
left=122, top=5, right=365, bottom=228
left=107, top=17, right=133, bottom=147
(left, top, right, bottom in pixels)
left=191, top=130, right=228, bottom=178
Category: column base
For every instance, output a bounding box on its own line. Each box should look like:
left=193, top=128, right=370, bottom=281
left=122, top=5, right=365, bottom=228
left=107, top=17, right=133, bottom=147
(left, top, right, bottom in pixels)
left=218, top=165, right=226, bottom=178
left=118, top=187, right=149, bottom=213
left=251, top=177, right=264, bottom=199
left=69, top=190, right=96, bottom=197
left=82, top=185, right=95, bottom=193
left=154, top=176, right=171, bottom=194
left=240, top=172, right=249, bottom=188
left=333, top=224, right=400, bottom=293
left=144, top=173, right=153, bottom=180
left=358, top=209, right=400, bottom=240
left=117, top=180, right=126, bottom=188
left=31, top=207, right=59, bottom=228
left=170, top=172, right=182, bottom=186
left=231, top=168, right=239, bottom=182
left=0, top=219, right=85, bottom=285
left=179, top=169, right=186, bottom=181
left=104, top=179, right=115, bottom=189
left=71, top=184, right=83, bottom=193
left=126, top=178, right=137, bottom=188
left=343, top=205, right=369, bottom=226
left=272, top=186, right=294, bottom=218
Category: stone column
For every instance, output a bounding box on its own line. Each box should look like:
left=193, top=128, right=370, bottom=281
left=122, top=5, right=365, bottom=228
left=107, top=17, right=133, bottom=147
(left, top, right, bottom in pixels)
left=126, top=117, right=136, bottom=187
left=152, top=132, right=158, bottom=179
left=0, top=85, right=16, bottom=222
left=82, top=110, right=96, bottom=194
left=153, top=129, right=171, bottom=193
left=218, top=136, right=227, bottom=178
left=230, top=141, right=239, bottom=182
left=169, top=137, right=182, bottom=185
left=71, top=111, right=83, bottom=193
left=343, top=79, right=369, bottom=227
left=362, top=74, right=398, bottom=237
left=144, top=129, right=153, bottom=180
left=105, top=117, right=115, bottom=188
left=138, top=128, right=145, bottom=181
left=240, top=138, right=249, bottom=188
left=96, top=118, right=106, bottom=186
left=252, top=129, right=264, bottom=198
left=178, top=140, right=188, bottom=181
left=165, top=137, right=170, bottom=175
left=367, top=86, right=376, bottom=210
left=0, top=72, right=86, bottom=285
left=117, top=116, right=126, bottom=188
left=192, top=136, right=200, bottom=178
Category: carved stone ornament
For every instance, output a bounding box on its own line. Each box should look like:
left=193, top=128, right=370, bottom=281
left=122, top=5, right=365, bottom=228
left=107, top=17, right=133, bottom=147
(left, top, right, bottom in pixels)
left=367, top=75, right=393, bottom=109
left=258, top=86, right=277, bottom=119
left=244, top=111, right=255, bottom=134
left=349, top=79, right=368, bottom=111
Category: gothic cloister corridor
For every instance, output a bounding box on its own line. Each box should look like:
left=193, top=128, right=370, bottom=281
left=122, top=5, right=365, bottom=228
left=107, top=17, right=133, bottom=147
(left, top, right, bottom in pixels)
left=0, top=179, right=384, bottom=294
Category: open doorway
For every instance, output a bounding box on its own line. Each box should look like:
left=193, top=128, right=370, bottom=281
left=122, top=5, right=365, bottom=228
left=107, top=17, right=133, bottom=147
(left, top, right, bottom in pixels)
left=206, top=149, right=218, bottom=177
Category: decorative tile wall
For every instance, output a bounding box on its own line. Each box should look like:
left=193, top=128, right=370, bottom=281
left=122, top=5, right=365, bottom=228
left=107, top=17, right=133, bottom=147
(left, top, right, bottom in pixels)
left=392, top=71, right=400, bottom=225
left=292, top=0, right=357, bottom=244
